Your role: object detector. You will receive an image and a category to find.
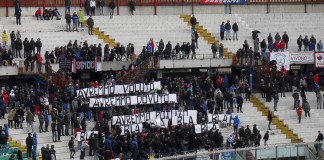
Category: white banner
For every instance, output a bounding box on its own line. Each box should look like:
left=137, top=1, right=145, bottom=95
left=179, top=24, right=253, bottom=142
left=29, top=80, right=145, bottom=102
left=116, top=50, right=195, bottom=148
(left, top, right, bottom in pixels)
left=89, top=94, right=177, bottom=107
left=290, top=52, right=314, bottom=64
left=195, top=123, right=219, bottom=134
left=270, top=52, right=290, bottom=71
left=315, top=52, right=324, bottom=68
left=76, top=81, right=161, bottom=98
left=76, top=131, right=99, bottom=141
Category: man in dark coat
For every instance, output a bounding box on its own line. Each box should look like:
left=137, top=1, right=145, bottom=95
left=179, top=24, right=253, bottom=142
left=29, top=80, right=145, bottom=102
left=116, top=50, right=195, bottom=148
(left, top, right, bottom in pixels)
left=190, top=15, right=197, bottom=32
left=282, top=32, right=289, bottom=49
left=26, top=133, right=34, bottom=158
left=232, top=22, right=239, bottom=40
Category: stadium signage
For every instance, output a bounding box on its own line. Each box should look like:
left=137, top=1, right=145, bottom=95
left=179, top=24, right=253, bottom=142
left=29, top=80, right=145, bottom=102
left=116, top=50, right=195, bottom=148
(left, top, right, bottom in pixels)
left=73, top=58, right=97, bottom=73
left=290, top=52, right=314, bottom=64
left=89, top=94, right=177, bottom=107
left=59, top=58, right=72, bottom=72
left=199, top=0, right=246, bottom=4
left=270, top=52, right=290, bottom=71
left=76, top=81, right=161, bottom=98
left=315, top=52, right=324, bottom=68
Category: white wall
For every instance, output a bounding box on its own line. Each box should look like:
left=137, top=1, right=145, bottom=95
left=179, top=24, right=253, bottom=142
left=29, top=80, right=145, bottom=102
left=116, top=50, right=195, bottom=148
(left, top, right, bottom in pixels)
left=0, top=65, right=18, bottom=75
left=159, top=58, right=232, bottom=69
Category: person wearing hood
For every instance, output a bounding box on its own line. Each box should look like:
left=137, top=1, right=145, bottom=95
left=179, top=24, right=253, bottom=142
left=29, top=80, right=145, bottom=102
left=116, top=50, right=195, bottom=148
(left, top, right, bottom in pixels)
left=77, top=8, right=84, bottom=28
left=9, top=89, right=16, bottom=109
left=33, top=132, right=37, bottom=150
left=232, top=115, right=240, bottom=136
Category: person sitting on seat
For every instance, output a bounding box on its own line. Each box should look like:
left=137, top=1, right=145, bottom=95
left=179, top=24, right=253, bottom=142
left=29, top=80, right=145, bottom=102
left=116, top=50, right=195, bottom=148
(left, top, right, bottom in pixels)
left=43, top=9, right=50, bottom=20
left=52, top=8, right=62, bottom=20
left=35, top=8, right=42, bottom=20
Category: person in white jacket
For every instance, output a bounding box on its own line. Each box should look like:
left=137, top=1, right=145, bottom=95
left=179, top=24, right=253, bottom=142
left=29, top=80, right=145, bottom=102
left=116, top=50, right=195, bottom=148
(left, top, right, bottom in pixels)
left=90, top=0, right=96, bottom=16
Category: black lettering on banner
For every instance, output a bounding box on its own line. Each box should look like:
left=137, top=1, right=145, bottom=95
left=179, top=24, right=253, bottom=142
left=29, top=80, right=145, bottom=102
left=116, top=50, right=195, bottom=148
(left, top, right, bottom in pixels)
left=134, top=114, right=140, bottom=124
left=149, top=82, right=154, bottom=91
left=115, top=116, right=123, bottom=125
left=123, top=84, right=129, bottom=94
left=124, top=125, right=130, bottom=133
left=125, top=115, right=131, bottom=125
left=201, top=124, right=207, bottom=133
left=138, top=83, right=145, bottom=92
left=137, top=95, right=143, bottom=105
left=160, top=119, right=165, bottom=128
left=145, top=112, right=150, bottom=122
left=177, top=116, right=182, bottom=125
left=189, top=116, right=194, bottom=125
left=131, top=115, right=136, bottom=124
left=115, top=97, right=120, bottom=106
left=215, top=114, right=220, bottom=123
left=154, top=94, right=159, bottom=103
left=88, top=87, right=94, bottom=97
left=93, top=87, right=97, bottom=96
left=104, top=85, right=110, bottom=95
left=110, top=85, right=115, bottom=95
left=183, top=110, right=188, bottom=117
left=148, top=95, right=154, bottom=104
left=156, top=111, right=161, bottom=119
left=223, top=115, right=227, bottom=122
left=120, top=96, right=125, bottom=106
left=142, top=95, right=147, bottom=104
left=82, top=89, right=88, bottom=98
left=125, top=96, right=131, bottom=105
left=163, top=94, right=169, bottom=103
left=104, top=98, right=110, bottom=107
left=129, top=84, right=135, bottom=93
left=212, top=123, right=218, bottom=131
left=139, top=113, right=145, bottom=123
left=97, top=86, right=104, bottom=96
left=92, top=98, right=101, bottom=108
left=110, top=97, right=115, bottom=107
left=135, top=124, right=140, bottom=133
left=212, top=115, right=217, bottom=123
left=77, top=90, right=84, bottom=98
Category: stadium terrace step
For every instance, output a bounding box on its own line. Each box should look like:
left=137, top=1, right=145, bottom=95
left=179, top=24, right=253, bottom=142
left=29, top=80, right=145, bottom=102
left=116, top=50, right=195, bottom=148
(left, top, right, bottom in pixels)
left=250, top=95, right=302, bottom=144
left=180, top=14, right=232, bottom=59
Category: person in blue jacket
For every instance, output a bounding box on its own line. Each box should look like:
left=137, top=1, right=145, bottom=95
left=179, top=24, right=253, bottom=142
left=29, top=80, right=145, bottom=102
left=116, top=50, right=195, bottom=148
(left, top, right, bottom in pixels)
left=232, top=115, right=240, bottom=136
left=3, top=124, right=8, bottom=137
left=32, top=147, right=37, bottom=160
left=220, top=22, right=225, bottom=40
left=33, top=132, right=37, bottom=150
left=105, top=134, right=112, bottom=150
left=72, top=12, right=79, bottom=32
left=44, top=111, right=49, bottom=132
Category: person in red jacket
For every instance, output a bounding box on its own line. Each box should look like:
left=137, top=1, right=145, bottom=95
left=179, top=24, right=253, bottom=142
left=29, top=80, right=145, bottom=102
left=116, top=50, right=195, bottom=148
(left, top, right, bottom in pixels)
left=296, top=105, right=303, bottom=123
left=279, top=40, right=286, bottom=51
left=314, top=73, right=319, bottom=84
left=37, top=54, right=43, bottom=73
left=35, top=8, right=42, bottom=20
left=280, top=65, right=287, bottom=76
left=273, top=40, right=280, bottom=52
left=2, top=90, right=9, bottom=107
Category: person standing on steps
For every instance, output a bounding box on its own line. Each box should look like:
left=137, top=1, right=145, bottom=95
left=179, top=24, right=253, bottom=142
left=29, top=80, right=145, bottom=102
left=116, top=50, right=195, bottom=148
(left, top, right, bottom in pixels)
left=273, top=90, right=279, bottom=111
left=263, top=131, right=269, bottom=146
left=85, top=0, right=91, bottom=16
left=232, top=22, right=239, bottom=40
left=109, top=0, right=116, bottom=19
left=225, top=20, right=231, bottom=40
left=77, top=8, right=84, bottom=28
left=282, top=32, right=289, bottom=50
left=90, top=0, right=96, bottom=16
left=72, top=12, right=79, bottom=32
left=51, top=121, right=57, bottom=142
left=87, top=16, right=94, bottom=35
left=302, top=98, right=311, bottom=118
left=296, top=105, right=303, bottom=124
left=129, top=0, right=136, bottom=15
left=211, top=42, right=217, bottom=58
left=65, top=12, right=72, bottom=32
left=237, top=93, right=243, bottom=113
left=98, top=0, right=105, bottom=16
left=15, top=5, right=22, bottom=25
left=65, top=0, right=71, bottom=14
left=26, top=133, right=34, bottom=158
left=68, top=137, right=76, bottom=159
left=194, top=31, right=199, bottom=49
left=292, top=90, right=299, bottom=109
left=190, top=15, right=197, bottom=32
left=268, top=110, right=272, bottom=130
left=316, top=90, right=322, bottom=109
left=220, top=21, right=225, bottom=41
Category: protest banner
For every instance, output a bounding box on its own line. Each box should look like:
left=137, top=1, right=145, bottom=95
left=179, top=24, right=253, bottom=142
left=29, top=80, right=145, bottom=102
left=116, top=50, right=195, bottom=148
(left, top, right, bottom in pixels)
left=89, top=94, right=177, bottom=107
left=76, top=81, right=162, bottom=98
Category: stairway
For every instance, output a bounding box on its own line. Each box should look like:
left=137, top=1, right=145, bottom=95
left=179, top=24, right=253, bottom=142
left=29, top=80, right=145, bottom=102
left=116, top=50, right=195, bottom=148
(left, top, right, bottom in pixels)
left=84, top=20, right=117, bottom=47
left=250, top=95, right=302, bottom=143
left=116, top=57, right=158, bottom=84
left=180, top=15, right=232, bottom=59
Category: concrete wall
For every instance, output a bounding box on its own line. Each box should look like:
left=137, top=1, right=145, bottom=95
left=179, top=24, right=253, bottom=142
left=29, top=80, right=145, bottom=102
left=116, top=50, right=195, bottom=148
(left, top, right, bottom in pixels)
left=159, top=58, right=232, bottom=69
left=0, top=65, right=18, bottom=75
left=1, top=4, right=324, bottom=17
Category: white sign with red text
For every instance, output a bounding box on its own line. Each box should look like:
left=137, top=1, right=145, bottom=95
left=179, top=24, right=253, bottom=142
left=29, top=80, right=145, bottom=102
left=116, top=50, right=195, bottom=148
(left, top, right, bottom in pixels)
left=290, top=52, right=314, bottom=64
